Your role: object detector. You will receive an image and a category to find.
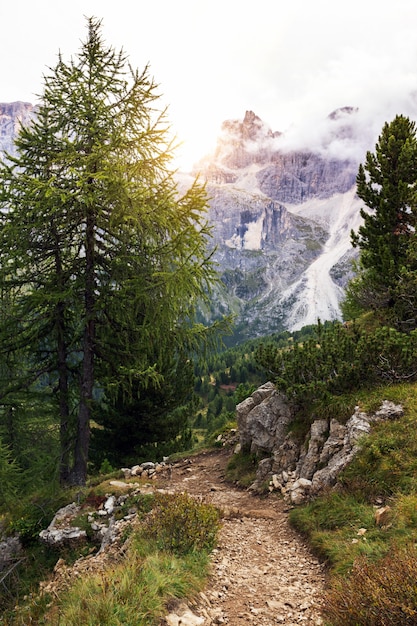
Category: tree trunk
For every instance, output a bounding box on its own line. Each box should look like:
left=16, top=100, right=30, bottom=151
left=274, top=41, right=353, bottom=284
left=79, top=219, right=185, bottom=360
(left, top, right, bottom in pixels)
left=53, top=235, right=72, bottom=484
left=57, top=301, right=71, bottom=484
left=69, top=209, right=95, bottom=486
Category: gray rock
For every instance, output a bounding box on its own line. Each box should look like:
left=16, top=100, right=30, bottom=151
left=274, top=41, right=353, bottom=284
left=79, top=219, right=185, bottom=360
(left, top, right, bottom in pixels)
left=319, top=419, right=346, bottom=465
left=245, top=390, right=293, bottom=455
left=240, top=382, right=405, bottom=503
left=374, top=400, right=404, bottom=420
left=236, top=397, right=257, bottom=448
left=104, top=496, right=116, bottom=515
left=140, top=462, right=155, bottom=471
left=251, top=457, right=274, bottom=490
left=109, top=480, right=131, bottom=489
left=0, top=535, right=22, bottom=564
left=39, top=527, right=87, bottom=545
left=272, top=435, right=300, bottom=474
left=165, top=605, right=205, bottom=626
left=298, top=419, right=329, bottom=480
left=291, top=479, right=312, bottom=505
left=251, top=381, right=275, bottom=404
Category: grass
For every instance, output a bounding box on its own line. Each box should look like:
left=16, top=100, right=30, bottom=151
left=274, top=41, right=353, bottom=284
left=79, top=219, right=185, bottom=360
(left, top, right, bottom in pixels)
left=45, top=543, right=210, bottom=626
left=288, top=380, right=417, bottom=624
left=7, top=491, right=219, bottom=626
left=225, top=449, right=259, bottom=487
left=323, top=544, right=417, bottom=626
left=0, top=482, right=87, bottom=621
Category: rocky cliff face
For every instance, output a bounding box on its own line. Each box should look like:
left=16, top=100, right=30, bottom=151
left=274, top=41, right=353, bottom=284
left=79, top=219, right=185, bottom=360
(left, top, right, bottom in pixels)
left=0, top=102, right=36, bottom=157
left=192, top=109, right=363, bottom=340
left=195, top=109, right=358, bottom=200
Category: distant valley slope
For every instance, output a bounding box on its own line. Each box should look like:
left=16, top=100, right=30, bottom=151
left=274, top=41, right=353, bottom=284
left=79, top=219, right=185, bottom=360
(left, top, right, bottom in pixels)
left=0, top=102, right=364, bottom=343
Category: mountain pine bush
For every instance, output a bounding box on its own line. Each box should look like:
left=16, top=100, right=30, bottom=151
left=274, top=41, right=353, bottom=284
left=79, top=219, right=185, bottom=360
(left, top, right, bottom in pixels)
left=255, top=321, right=417, bottom=407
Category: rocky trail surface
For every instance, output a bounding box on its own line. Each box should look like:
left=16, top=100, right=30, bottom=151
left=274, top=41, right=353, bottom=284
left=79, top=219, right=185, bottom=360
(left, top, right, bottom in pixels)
left=159, top=448, right=326, bottom=626
left=35, top=447, right=326, bottom=625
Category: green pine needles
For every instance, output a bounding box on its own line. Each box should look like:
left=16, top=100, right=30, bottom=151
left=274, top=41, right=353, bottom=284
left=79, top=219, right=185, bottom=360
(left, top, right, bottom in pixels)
left=0, top=17, right=224, bottom=486
left=256, top=321, right=417, bottom=407
left=347, top=114, right=417, bottom=328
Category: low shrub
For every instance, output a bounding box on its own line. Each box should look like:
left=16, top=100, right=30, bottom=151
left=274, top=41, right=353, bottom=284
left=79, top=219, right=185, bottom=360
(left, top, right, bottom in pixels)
left=8, top=492, right=65, bottom=546
left=323, top=544, right=417, bottom=625
left=339, top=416, right=417, bottom=499
left=255, top=322, right=417, bottom=409
left=139, top=492, right=220, bottom=555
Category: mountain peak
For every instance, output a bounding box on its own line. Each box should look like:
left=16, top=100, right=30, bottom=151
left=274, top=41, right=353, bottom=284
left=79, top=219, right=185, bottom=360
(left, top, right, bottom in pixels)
left=193, top=111, right=278, bottom=178
left=195, top=109, right=358, bottom=198
left=0, top=101, right=34, bottom=116
left=220, top=110, right=275, bottom=143
left=328, top=106, right=359, bottom=121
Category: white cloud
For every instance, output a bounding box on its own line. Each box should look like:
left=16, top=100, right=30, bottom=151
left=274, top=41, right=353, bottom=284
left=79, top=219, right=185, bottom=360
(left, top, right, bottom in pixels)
left=1, top=0, right=417, bottom=169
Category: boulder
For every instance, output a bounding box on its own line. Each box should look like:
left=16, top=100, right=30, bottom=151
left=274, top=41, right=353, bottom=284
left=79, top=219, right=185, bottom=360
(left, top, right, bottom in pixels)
left=164, top=604, right=205, bottom=626
left=140, top=462, right=155, bottom=471
left=39, top=502, right=86, bottom=546
left=236, top=382, right=275, bottom=449
left=0, top=535, right=22, bottom=566
left=290, top=478, right=312, bottom=505
left=39, top=527, right=87, bottom=546
left=242, top=388, right=293, bottom=455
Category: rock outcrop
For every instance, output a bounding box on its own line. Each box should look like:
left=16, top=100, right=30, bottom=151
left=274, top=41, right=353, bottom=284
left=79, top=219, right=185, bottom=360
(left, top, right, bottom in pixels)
left=237, top=384, right=404, bottom=504
left=38, top=459, right=172, bottom=549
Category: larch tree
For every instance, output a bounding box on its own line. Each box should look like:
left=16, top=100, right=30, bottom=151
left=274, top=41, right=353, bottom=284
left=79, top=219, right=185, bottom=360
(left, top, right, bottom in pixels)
left=0, top=18, right=221, bottom=486
left=347, top=115, right=417, bottom=319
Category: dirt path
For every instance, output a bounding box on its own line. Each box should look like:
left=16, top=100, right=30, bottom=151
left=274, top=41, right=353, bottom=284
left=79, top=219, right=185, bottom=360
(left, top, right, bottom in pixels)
left=158, top=448, right=326, bottom=625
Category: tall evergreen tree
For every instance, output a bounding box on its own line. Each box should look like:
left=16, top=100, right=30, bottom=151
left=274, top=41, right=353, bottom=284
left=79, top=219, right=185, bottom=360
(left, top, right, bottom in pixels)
left=0, top=18, right=221, bottom=485
left=348, top=115, right=417, bottom=315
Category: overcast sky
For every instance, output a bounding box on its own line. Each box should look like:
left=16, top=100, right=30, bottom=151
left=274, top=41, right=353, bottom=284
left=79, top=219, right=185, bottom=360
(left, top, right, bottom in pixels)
left=1, top=0, right=417, bottom=169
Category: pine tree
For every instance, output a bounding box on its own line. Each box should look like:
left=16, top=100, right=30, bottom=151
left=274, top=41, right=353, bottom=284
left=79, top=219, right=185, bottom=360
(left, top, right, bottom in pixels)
left=0, top=18, right=221, bottom=485
left=349, top=115, right=417, bottom=314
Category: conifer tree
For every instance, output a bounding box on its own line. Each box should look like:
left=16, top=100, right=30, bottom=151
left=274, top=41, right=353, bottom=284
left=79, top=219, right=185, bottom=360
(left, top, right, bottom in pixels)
left=0, top=18, right=221, bottom=485
left=348, top=115, right=417, bottom=315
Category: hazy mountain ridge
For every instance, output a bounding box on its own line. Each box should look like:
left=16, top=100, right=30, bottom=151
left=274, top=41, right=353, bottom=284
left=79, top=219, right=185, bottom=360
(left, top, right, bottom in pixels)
left=192, top=109, right=363, bottom=338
